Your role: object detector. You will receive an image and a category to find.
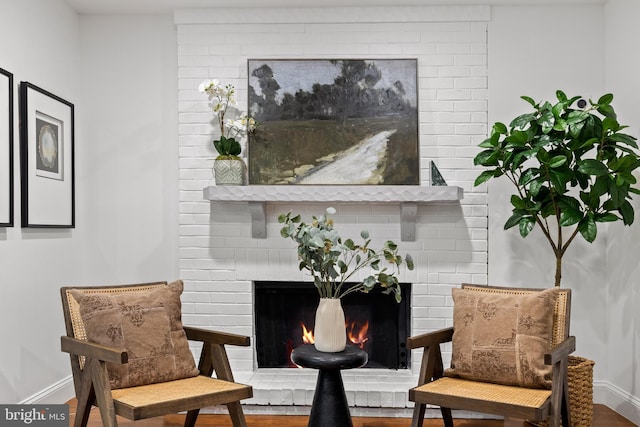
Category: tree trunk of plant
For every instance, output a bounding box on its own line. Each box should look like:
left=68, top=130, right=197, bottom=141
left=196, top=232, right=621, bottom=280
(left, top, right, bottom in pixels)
left=555, top=255, right=562, bottom=287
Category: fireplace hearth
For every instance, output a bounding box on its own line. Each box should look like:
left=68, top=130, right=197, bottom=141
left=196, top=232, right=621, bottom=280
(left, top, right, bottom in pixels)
left=254, top=281, right=411, bottom=369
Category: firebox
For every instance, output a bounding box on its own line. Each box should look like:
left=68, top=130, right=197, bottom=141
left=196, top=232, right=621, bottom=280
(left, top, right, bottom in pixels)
left=254, top=281, right=411, bottom=369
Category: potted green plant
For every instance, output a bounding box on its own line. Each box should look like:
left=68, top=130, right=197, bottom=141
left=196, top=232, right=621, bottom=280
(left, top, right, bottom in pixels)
left=473, top=90, right=640, bottom=425
left=474, top=90, right=640, bottom=287
left=279, top=207, right=414, bottom=352
left=199, top=79, right=257, bottom=185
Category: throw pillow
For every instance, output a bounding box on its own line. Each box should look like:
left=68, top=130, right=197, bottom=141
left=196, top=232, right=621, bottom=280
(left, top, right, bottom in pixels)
left=71, top=280, right=198, bottom=389
left=446, top=287, right=559, bottom=389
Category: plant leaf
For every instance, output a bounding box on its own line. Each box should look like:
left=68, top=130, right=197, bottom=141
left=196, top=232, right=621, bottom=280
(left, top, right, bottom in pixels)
left=518, top=217, right=536, bottom=237
left=504, top=213, right=523, bottom=230
left=548, top=155, right=567, bottom=169
left=556, top=90, right=567, bottom=102
left=608, top=133, right=638, bottom=149
left=474, top=169, right=498, bottom=186
left=578, top=159, right=610, bottom=176
left=598, top=93, right=614, bottom=105
left=598, top=104, right=617, bottom=119
left=492, top=122, right=508, bottom=135
left=620, top=200, right=635, bottom=225
left=521, top=95, right=537, bottom=107
left=578, top=217, right=597, bottom=243
left=510, top=113, right=537, bottom=129
left=559, top=207, right=583, bottom=226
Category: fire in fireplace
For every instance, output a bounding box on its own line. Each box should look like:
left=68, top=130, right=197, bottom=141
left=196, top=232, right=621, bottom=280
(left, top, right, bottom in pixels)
left=254, top=281, right=411, bottom=369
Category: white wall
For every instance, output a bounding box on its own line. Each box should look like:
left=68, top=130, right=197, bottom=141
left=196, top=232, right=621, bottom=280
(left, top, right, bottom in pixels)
left=488, top=2, right=608, bottom=359
left=603, top=0, right=640, bottom=421
left=0, top=0, right=83, bottom=403
left=78, top=15, right=179, bottom=283
left=489, top=4, right=640, bottom=423
left=0, top=2, right=179, bottom=403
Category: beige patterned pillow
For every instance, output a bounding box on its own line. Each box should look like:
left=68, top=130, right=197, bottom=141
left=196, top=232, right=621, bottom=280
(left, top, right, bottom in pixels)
left=446, top=287, right=559, bottom=389
left=71, top=280, right=198, bottom=389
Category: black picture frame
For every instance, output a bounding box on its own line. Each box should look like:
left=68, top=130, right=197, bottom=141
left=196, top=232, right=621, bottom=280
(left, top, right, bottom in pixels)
left=247, top=58, right=419, bottom=185
left=0, top=67, right=13, bottom=227
left=19, top=82, right=75, bottom=228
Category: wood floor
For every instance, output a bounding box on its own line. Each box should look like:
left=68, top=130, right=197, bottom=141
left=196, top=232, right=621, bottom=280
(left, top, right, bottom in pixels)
left=69, top=400, right=636, bottom=426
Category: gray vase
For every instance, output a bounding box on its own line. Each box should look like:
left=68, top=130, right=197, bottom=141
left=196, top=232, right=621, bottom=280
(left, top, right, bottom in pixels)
left=213, top=158, right=246, bottom=185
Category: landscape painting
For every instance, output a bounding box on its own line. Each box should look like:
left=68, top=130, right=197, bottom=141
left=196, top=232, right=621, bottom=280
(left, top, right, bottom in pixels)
left=247, top=59, right=419, bottom=185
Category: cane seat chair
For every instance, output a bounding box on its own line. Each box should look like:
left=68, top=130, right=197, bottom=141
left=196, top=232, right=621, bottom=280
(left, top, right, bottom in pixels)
left=408, top=284, right=575, bottom=427
left=61, top=281, right=253, bottom=427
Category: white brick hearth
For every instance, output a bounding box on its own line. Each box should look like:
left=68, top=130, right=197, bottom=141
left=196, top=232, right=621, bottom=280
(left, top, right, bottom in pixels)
left=176, top=4, right=489, bottom=417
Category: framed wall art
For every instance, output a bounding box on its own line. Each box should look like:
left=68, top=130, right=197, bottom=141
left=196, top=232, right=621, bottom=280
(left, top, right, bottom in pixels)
left=247, top=59, right=419, bottom=185
left=0, top=67, right=13, bottom=227
left=19, top=82, right=75, bottom=228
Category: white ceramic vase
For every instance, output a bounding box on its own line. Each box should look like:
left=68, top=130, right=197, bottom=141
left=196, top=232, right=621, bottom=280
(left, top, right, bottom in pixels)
left=213, top=158, right=246, bottom=185
left=313, top=298, right=346, bottom=352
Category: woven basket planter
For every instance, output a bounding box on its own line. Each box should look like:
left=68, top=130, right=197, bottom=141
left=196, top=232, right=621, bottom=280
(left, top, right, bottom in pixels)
left=531, top=355, right=595, bottom=427
left=566, top=355, right=595, bottom=426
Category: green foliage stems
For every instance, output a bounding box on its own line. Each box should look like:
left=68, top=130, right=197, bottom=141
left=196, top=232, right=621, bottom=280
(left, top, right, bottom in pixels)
left=213, top=135, right=241, bottom=159
left=278, top=209, right=414, bottom=302
left=474, top=91, right=640, bottom=287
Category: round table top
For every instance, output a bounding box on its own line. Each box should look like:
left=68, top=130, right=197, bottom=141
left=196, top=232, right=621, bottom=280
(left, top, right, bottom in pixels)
left=291, top=345, right=368, bottom=370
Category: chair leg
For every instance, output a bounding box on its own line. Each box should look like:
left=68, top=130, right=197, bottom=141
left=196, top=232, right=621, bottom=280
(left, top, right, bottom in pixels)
left=227, top=401, right=248, bottom=427
left=74, top=390, right=94, bottom=427
left=411, top=403, right=426, bottom=427
left=441, top=407, right=454, bottom=427
left=561, top=383, right=571, bottom=427
left=88, top=359, right=118, bottom=427
left=184, top=409, right=199, bottom=427
left=74, top=373, right=95, bottom=427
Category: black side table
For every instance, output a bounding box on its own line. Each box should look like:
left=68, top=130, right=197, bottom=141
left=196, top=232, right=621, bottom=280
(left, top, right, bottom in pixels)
left=291, top=345, right=368, bottom=427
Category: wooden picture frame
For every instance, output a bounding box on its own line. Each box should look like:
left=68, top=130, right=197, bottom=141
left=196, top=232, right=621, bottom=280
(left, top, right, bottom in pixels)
left=19, top=82, right=75, bottom=228
left=247, top=59, right=419, bottom=185
left=0, top=67, right=13, bottom=227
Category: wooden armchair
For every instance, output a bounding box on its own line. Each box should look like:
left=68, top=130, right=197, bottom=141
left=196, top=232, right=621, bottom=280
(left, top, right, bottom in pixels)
left=60, top=281, right=253, bottom=427
left=408, top=284, right=575, bottom=427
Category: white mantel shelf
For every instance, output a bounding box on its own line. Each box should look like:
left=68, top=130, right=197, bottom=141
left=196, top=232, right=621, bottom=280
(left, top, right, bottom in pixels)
left=203, top=185, right=464, bottom=241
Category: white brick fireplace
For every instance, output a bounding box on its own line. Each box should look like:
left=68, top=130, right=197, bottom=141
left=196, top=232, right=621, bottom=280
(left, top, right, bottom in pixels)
left=176, top=5, right=489, bottom=417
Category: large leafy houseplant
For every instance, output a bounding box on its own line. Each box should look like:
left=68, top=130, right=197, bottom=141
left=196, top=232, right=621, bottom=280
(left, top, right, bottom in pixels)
left=474, top=91, right=640, bottom=287
left=278, top=207, right=414, bottom=302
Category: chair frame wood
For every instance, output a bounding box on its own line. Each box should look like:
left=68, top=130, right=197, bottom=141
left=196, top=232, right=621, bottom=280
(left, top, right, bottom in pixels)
left=408, top=284, right=575, bottom=427
left=60, top=282, right=253, bottom=427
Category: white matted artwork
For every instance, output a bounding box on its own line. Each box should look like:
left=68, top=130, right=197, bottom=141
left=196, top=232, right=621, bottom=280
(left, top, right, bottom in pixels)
left=35, top=112, right=63, bottom=181
left=0, top=67, right=13, bottom=227
left=19, top=82, right=74, bottom=228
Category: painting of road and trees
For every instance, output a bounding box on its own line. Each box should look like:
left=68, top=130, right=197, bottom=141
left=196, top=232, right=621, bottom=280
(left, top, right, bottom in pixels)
left=247, top=59, right=419, bottom=185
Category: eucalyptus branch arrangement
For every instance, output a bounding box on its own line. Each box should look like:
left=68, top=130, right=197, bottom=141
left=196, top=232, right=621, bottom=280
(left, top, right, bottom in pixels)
left=474, top=91, right=640, bottom=286
left=279, top=207, right=414, bottom=302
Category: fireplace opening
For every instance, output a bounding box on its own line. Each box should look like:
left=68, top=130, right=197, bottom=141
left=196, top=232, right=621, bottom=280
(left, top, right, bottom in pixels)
left=254, top=281, right=411, bottom=369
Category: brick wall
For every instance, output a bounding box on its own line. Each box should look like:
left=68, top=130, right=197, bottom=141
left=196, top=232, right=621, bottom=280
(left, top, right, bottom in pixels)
left=175, top=5, right=489, bottom=412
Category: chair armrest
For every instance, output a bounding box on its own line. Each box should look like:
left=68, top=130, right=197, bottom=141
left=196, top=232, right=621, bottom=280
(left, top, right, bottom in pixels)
left=407, top=327, right=453, bottom=350
left=60, top=336, right=128, bottom=364
left=545, top=336, right=576, bottom=365
left=184, top=326, right=251, bottom=347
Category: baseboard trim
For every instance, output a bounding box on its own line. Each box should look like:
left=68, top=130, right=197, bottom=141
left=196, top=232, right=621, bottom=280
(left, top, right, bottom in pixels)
left=594, top=380, right=640, bottom=425
left=23, top=376, right=640, bottom=424
left=21, top=376, right=74, bottom=405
